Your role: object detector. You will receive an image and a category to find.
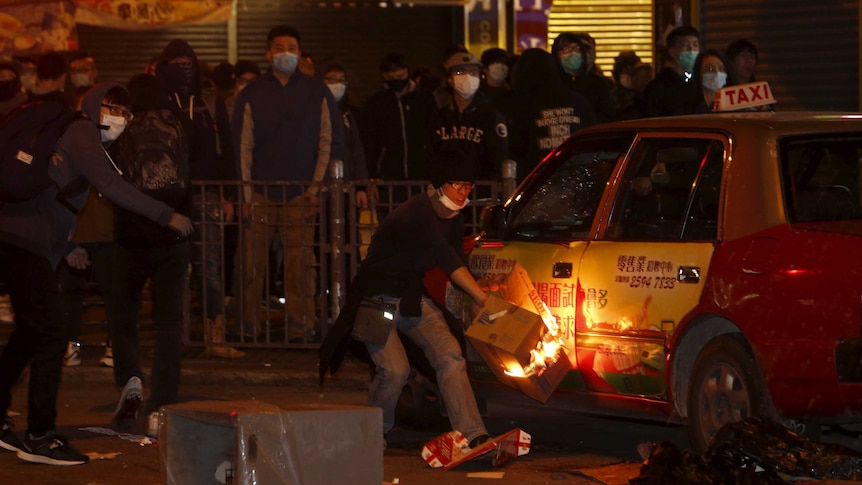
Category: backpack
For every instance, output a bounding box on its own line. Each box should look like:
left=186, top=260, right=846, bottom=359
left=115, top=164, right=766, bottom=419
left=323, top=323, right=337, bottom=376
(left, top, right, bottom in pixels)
left=0, top=99, right=78, bottom=203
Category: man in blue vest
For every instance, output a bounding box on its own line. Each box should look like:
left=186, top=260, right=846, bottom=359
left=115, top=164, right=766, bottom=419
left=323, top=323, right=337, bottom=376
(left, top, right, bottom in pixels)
left=231, top=25, right=344, bottom=342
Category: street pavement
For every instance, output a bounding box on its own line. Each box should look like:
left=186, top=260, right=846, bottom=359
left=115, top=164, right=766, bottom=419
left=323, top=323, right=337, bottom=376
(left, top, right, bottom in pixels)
left=59, top=344, right=369, bottom=389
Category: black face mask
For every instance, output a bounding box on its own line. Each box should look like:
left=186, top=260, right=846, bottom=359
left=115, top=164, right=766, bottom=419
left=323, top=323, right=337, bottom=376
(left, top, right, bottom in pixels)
left=0, top=79, right=20, bottom=101
left=159, top=63, right=195, bottom=97
left=385, top=78, right=409, bottom=92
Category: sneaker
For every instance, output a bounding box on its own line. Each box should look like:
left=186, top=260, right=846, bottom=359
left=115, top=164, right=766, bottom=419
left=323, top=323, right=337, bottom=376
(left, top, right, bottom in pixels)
left=111, top=377, right=143, bottom=431
left=99, top=342, right=113, bottom=368
left=17, top=430, right=88, bottom=465
left=0, top=417, right=24, bottom=452
left=63, top=342, right=81, bottom=367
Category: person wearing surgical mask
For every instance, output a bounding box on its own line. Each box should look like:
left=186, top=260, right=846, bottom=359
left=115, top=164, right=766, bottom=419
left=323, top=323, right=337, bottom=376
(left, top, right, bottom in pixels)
left=0, top=81, right=193, bottom=465
left=317, top=59, right=368, bottom=209
left=231, top=24, right=345, bottom=343
left=428, top=51, right=512, bottom=192
left=69, top=54, right=97, bottom=89
left=644, top=25, right=702, bottom=117
left=551, top=32, right=618, bottom=123
left=319, top=148, right=491, bottom=452
left=104, top=74, right=198, bottom=432
left=691, top=50, right=733, bottom=113
left=479, top=47, right=510, bottom=102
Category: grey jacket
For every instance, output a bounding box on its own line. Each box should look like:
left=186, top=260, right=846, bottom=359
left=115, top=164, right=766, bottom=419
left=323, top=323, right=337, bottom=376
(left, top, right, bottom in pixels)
left=0, top=83, right=174, bottom=267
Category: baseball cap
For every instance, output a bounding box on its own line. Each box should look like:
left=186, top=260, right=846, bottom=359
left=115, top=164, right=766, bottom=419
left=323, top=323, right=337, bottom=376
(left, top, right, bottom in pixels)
left=443, top=51, right=482, bottom=72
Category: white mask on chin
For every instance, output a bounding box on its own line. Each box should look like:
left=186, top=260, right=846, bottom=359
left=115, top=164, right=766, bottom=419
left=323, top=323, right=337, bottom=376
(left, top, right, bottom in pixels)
left=440, top=192, right=470, bottom=211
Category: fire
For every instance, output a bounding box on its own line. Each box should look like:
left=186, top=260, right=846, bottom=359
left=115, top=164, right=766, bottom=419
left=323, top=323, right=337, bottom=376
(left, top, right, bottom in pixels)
left=504, top=309, right=565, bottom=379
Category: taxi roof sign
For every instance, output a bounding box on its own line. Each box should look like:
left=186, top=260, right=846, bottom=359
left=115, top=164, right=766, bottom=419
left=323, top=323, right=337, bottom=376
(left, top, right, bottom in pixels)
left=713, top=81, right=776, bottom=112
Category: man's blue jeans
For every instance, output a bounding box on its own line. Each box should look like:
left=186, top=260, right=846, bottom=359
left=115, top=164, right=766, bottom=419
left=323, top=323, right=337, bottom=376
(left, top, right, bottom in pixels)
left=365, top=295, right=487, bottom=441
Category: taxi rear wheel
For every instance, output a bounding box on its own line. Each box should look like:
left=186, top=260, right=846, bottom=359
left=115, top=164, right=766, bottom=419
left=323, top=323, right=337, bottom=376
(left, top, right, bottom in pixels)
left=687, top=335, right=767, bottom=454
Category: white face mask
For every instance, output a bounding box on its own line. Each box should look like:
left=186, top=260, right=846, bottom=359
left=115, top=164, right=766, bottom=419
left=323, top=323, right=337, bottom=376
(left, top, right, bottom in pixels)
left=327, top=83, right=346, bottom=102
left=702, top=72, right=728, bottom=92
left=487, top=63, right=508, bottom=84
left=452, top=74, right=480, bottom=99
left=440, top=192, right=470, bottom=211
left=100, top=113, right=127, bottom=142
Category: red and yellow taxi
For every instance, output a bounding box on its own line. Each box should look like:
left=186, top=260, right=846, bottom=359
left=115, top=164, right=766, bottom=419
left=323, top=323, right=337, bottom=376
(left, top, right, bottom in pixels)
left=465, top=112, right=862, bottom=452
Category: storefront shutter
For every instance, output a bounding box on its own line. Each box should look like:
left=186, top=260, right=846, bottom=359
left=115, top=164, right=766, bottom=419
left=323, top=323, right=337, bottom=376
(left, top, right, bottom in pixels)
left=548, top=0, right=654, bottom=77
left=699, top=0, right=858, bottom=111
left=77, top=1, right=459, bottom=106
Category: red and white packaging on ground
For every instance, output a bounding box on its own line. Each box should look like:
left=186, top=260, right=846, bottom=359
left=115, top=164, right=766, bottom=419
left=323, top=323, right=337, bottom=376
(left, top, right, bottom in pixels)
left=421, top=430, right=471, bottom=468
left=421, top=428, right=532, bottom=470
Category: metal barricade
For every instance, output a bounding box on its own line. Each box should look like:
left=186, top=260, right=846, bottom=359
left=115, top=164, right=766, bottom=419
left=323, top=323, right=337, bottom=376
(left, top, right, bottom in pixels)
left=0, top=164, right=517, bottom=350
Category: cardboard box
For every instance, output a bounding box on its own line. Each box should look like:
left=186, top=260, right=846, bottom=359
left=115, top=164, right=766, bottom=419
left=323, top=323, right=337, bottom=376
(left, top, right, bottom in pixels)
left=160, top=400, right=383, bottom=485
left=466, top=295, right=571, bottom=403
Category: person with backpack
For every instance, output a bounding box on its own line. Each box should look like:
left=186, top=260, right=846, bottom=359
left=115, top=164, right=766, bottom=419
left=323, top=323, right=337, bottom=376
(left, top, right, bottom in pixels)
left=107, top=73, right=195, bottom=435
left=0, top=81, right=193, bottom=466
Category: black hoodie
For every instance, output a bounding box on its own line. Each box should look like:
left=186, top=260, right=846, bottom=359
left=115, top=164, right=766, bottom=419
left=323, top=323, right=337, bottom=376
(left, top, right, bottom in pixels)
left=109, top=74, right=190, bottom=247
left=155, top=39, right=233, bottom=186
left=497, top=48, right=595, bottom=181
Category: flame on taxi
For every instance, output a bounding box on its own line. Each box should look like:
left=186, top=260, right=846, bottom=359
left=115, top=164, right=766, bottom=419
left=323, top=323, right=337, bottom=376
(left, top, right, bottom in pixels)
left=504, top=302, right=566, bottom=379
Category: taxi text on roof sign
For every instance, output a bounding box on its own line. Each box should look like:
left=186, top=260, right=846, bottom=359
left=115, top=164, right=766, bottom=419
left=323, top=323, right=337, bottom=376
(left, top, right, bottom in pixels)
left=713, top=81, right=776, bottom=112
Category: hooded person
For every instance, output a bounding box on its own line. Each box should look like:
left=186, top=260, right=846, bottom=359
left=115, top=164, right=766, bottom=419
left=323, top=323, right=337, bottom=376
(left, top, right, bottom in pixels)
left=497, top=48, right=595, bottom=180
left=319, top=148, right=492, bottom=450
left=551, top=32, right=618, bottom=123
left=0, top=82, right=192, bottom=465
left=156, top=39, right=240, bottom=357
left=0, top=61, right=26, bottom=116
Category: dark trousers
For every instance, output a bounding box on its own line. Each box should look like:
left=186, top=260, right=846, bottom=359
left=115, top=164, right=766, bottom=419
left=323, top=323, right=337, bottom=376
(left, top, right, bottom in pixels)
left=109, top=242, right=190, bottom=415
left=55, top=242, right=114, bottom=342
left=0, top=242, right=64, bottom=436
left=190, top=192, right=225, bottom=319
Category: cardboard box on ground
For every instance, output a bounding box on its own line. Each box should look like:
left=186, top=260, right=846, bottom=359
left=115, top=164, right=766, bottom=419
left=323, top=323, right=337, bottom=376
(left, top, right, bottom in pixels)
left=455, top=263, right=571, bottom=403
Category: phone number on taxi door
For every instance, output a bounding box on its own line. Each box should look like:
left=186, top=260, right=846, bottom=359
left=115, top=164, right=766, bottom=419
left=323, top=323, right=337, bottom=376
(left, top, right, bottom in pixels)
left=616, top=275, right=676, bottom=289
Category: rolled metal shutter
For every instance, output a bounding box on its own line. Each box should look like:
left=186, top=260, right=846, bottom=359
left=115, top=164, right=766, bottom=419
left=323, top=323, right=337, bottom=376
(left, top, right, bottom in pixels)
left=234, top=1, right=459, bottom=103
left=77, top=2, right=458, bottom=104
left=548, top=0, right=654, bottom=75
left=77, top=22, right=229, bottom=85
left=699, top=0, right=858, bottom=111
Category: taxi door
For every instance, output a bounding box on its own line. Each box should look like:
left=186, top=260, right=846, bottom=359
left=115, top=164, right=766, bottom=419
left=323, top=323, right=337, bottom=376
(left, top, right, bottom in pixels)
left=467, top=134, right=635, bottom=388
left=574, top=134, right=727, bottom=399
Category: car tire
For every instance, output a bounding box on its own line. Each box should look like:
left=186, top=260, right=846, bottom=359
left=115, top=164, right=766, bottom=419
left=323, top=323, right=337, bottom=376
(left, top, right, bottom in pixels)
left=686, top=335, right=768, bottom=454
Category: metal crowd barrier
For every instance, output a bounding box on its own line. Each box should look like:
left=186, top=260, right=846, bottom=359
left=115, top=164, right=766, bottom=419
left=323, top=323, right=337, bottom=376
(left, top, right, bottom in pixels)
left=184, top=160, right=516, bottom=349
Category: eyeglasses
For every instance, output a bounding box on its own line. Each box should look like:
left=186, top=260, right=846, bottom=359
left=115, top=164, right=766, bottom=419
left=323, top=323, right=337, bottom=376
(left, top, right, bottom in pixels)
left=452, top=67, right=481, bottom=77
left=102, top=103, right=133, bottom=120
left=448, top=181, right=475, bottom=191
left=560, top=44, right=582, bottom=55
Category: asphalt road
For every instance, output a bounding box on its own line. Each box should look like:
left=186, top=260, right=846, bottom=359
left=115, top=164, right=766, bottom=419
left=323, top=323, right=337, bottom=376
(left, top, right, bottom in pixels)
left=7, top=380, right=862, bottom=485
left=3, top=380, right=692, bottom=485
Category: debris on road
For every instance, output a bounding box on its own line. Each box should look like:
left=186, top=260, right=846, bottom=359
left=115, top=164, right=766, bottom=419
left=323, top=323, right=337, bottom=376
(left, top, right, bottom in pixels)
left=631, top=417, right=862, bottom=484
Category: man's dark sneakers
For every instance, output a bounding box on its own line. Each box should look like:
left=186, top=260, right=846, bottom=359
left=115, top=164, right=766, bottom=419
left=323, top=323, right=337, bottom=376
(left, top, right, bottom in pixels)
left=111, top=376, right=143, bottom=431
left=0, top=417, right=24, bottom=452
left=17, top=431, right=88, bottom=465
